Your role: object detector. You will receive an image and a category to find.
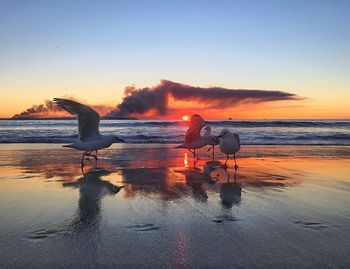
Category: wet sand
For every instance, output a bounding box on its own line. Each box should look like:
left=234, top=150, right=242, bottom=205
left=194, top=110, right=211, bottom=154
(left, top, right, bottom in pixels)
left=0, top=144, right=350, bottom=268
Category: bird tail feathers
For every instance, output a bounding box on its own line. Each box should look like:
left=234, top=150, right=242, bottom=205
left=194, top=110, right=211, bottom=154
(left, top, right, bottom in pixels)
left=174, top=144, right=186, bottom=149
left=62, top=144, right=75, bottom=148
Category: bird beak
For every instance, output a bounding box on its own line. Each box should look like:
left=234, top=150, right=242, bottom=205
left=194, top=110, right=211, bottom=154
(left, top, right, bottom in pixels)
left=217, top=135, right=223, bottom=138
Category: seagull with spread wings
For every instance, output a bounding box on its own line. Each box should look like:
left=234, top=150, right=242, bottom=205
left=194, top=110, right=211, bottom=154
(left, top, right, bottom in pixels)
left=53, top=98, right=124, bottom=166
left=175, top=114, right=213, bottom=159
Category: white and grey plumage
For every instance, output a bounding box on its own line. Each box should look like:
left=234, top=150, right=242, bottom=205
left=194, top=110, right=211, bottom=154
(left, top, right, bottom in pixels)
left=203, top=126, right=219, bottom=158
left=53, top=98, right=123, bottom=166
left=217, top=128, right=240, bottom=168
left=175, top=114, right=212, bottom=159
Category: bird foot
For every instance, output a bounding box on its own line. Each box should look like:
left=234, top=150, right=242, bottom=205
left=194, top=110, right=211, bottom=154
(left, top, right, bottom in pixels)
left=86, top=153, right=98, bottom=160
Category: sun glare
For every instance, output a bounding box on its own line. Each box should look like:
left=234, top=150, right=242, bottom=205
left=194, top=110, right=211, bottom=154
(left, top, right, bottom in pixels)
left=182, top=115, right=189, bottom=121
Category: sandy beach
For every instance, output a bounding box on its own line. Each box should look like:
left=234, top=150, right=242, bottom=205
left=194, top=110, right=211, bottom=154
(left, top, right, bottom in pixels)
left=0, top=144, right=350, bottom=268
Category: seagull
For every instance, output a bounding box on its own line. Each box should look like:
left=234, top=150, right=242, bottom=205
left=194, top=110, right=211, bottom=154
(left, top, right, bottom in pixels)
left=175, top=114, right=211, bottom=159
left=217, top=128, right=240, bottom=168
left=203, top=126, right=219, bottom=158
left=53, top=98, right=124, bottom=166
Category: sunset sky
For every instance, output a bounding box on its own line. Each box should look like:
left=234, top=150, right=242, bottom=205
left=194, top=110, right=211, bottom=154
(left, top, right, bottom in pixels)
left=1, top=0, right=349, bottom=119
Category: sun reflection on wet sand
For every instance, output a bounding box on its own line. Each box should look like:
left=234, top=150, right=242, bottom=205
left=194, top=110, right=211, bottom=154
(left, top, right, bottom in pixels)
left=167, top=233, right=189, bottom=269
left=184, top=152, right=188, bottom=168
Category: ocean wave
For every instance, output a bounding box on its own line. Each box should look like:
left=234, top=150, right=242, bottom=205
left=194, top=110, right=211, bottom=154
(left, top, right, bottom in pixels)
left=2, top=119, right=350, bottom=128
left=0, top=135, right=78, bottom=143
left=293, top=134, right=350, bottom=140
left=1, top=133, right=350, bottom=144
left=1, top=119, right=350, bottom=145
left=206, top=120, right=350, bottom=128
left=0, top=134, right=183, bottom=144
left=100, top=120, right=350, bottom=128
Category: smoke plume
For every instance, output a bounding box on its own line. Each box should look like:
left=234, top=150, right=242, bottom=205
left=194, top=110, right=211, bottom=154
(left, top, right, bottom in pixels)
left=12, top=80, right=302, bottom=119
left=12, top=100, right=66, bottom=119
left=107, top=80, right=302, bottom=117
left=12, top=99, right=113, bottom=119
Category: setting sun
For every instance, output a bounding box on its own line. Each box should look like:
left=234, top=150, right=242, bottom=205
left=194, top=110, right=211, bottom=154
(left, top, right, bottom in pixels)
left=182, top=115, right=189, bottom=121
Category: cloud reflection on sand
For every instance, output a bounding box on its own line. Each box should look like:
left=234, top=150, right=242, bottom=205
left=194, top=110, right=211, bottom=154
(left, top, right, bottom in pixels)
left=1, top=145, right=350, bottom=268
left=0, top=146, right=302, bottom=205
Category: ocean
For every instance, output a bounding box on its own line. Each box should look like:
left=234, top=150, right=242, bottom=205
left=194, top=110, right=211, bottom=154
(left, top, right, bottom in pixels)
left=0, top=119, right=350, bottom=145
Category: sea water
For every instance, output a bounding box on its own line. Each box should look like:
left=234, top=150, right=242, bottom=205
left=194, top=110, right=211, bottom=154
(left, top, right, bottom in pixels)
left=0, top=119, right=350, bottom=145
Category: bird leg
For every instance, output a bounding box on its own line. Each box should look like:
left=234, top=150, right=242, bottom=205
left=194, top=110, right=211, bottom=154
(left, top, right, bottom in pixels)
left=194, top=157, right=199, bottom=167
left=86, top=150, right=98, bottom=160
left=207, top=146, right=215, bottom=159
left=234, top=154, right=238, bottom=169
left=85, top=151, right=92, bottom=162
left=81, top=152, right=87, bottom=166
left=224, top=154, right=229, bottom=166
left=93, top=150, right=98, bottom=164
left=189, top=149, right=198, bottom=159
left=80, top=165, right=86, bottom=175
left=194, top=149, right=200, bottom=160
left=91, top=150, right=98, bottom=160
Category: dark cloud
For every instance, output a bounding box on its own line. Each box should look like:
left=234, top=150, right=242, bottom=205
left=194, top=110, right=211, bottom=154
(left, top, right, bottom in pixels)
left=12, top=99, right=113, bottom=119
left=12, top=100, right=66, bottom=119
left=108, top=80, right=302, bottom=117
left=12, top=80, right=302, bottom=119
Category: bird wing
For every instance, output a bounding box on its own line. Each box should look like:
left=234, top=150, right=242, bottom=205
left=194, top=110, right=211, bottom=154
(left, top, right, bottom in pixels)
left=53, top=98, right=101, bottom=141
left=233, top=133, right=240, bottom=144
left=185, top=114, right=206, bottom=143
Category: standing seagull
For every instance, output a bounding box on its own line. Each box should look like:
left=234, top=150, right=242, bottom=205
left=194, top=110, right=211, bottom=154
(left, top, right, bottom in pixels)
left=175, top=114, right=211, bottom=159
left=217, top=129, right=240, bottom=168
left=203, top=127, right=219, bottom=159
left=53, top=98, right=124, bottom=166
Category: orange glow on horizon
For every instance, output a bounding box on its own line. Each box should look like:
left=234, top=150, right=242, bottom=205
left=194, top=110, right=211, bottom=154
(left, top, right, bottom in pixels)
left=1, top=92, right=349, bottom=120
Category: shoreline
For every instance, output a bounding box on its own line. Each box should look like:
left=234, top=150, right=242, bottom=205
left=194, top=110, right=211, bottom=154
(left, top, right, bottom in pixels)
left=1, top=143, right=349, bottom=157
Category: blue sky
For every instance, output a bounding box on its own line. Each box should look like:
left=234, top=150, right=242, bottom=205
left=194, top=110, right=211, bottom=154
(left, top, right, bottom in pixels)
left=1, top=0, right=349, bottom=118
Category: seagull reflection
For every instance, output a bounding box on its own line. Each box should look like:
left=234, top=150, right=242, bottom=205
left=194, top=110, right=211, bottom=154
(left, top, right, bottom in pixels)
left=185, top=161, right=219, bottom=202
left=63, top=167, right=124, bottom=231
left=220, top=167, right=242, bottom=208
